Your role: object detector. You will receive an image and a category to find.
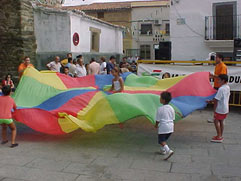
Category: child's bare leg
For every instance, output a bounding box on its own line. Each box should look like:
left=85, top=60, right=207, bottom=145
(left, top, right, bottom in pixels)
left=119, top=123, right=124, bottom=129
left=160, top=142, right=166, bottom=147
left=214, top=119, right=222, bottom=138
left=1, top=124, right=8, bottom=142
left=219, top=120, right=224, bottom=137
left=8, top=123, right=17, bottom=144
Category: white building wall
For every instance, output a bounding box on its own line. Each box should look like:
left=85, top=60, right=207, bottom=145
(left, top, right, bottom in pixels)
left=170, top=0, right=241, bottom=60
left=70, top=14, right=123, bottom=54
left=34, top=10, right=71, bottom=53
left=34, top=9, right=123, bottom=54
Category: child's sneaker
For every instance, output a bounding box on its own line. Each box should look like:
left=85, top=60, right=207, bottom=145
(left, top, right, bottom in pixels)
left=164, top=150, right=174, bottom=160
left=211, top=136, right=223, bottom=143
left=160, top=149, right=167, bottom=155
left=207, top=118, right=214, bottom=123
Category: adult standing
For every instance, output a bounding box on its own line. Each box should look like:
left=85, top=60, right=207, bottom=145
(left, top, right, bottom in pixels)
left=100, top=57, right=107, bottom=75
left=46, top=56, right=61, bottom=72
left=211, top=54, right=227, bottom=90
left=18, top=56, right=34, bottom=78
left=119, top=57, right=129, bottom=69
left=75, top=55, right=87, bottom=77
left=89, top=58, right=100, bottom=75
left=66, top=58, right=76, bottom=77
left=61, top=53, right=72, bottom=67
left=106, top=56, right=116, bottom=74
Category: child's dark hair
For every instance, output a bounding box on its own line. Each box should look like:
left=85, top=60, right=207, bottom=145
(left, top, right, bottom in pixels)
left=2, top=85, right=11, bottom=96
left=68, top=57, right=72, bottom=63
left=162, top=72, right=170, bottom=79
left=5, top=73, right=12, bottom=80
left=64, top=66, right=69, bottom=70
left=218, top=74, right=228, bottom=83
left=110, top=55, right=116, bottom=60
left=161, top=91, right=172, bottom=104
left=216, top=53, right=224, bottom=61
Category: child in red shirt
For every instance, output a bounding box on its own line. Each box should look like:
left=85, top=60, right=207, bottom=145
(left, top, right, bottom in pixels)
left=0, top=86, right=18, bottom=148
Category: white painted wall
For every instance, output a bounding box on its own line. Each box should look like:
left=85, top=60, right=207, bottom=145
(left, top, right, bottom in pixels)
left=34, top=10, right=71, bottom=53
left=34, top=8, right=123, bottom=54
left=170, top=0, right=241, bottom=60
left=70, top=14, right=123, bottom=54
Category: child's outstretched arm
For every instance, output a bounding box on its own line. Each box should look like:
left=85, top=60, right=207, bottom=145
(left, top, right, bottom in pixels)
left=119, top=77, right=124, bottom=92
left=109, top=80, right=114, bottom=91
left=155, top=121, right=159, bottom=128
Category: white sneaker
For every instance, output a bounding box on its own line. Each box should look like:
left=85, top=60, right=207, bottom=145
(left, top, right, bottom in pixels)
left=160, top=149, right=167, bottom=155
left=164, top=150, right=174, bottom=160
left=207, top=118, right=214, bottom=123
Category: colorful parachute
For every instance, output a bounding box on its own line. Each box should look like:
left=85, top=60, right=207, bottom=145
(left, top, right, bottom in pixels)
left=12, top=67, right=216, bottom=135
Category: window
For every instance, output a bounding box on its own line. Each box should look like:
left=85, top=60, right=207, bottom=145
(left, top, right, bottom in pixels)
left=97, top=12, right=104, bottom=19
left=141, top=24, right=152, bottom=35
left=140, top=45, right=151, bottom=59
left=213, top=2, right=237, bottom=40
left=90, top=27, right=101, bottom=52
left=165, top=23, right=170, bottom=35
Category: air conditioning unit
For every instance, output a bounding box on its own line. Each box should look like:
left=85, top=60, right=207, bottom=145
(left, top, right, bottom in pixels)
left=154, top=20, right=161, bottom=26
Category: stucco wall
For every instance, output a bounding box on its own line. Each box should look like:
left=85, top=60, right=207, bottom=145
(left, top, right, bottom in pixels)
left=170, top=0, right=241, bottom=60
left=34, top=10, right=71, bottom=53
left=86, top=10, right=132, bottom=52
left=70, top=14, right=123, bottom=54
left=33, top=8, right=123, bottom=68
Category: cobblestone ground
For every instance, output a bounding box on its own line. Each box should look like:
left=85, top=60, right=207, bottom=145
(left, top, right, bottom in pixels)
left=0, top=108, right=240, bottom=181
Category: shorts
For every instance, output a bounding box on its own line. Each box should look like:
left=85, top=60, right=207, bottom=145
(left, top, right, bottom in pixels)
left=0, top=119, right=13, bottom=124
left=214, top=112, right=227, bottom=121
left=158, top=133, right=172, bottom=144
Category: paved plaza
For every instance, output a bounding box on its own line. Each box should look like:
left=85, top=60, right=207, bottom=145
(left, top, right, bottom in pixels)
left=0, top=107, right=240, bottom=181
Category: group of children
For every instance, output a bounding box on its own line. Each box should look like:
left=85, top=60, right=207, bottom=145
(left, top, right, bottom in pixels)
left=0, top=66, right=230, bottom=155
left=156, top=74, right=230, bottom=160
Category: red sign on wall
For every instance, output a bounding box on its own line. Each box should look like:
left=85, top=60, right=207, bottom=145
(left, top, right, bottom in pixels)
left=73, top=32, right=79, bottom=46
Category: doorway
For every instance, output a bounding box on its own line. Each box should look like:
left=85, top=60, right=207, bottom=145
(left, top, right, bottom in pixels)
left=213, top=2, right=237, bottom=40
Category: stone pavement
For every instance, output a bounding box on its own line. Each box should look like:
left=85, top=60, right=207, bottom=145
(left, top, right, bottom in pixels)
left=0, top=107, right=240, bottom=181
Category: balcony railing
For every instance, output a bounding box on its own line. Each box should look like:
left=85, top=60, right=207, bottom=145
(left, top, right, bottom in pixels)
left=205, top=15, right=241, bottom=40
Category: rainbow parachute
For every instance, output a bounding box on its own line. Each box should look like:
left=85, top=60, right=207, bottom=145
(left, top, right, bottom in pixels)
left=12, top=67, right=216, bottom=135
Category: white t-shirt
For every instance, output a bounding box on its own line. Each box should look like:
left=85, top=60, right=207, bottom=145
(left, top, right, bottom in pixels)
left=69, top=64, right=76, bottom=76
left=156, top=104, right=175, bottom=134
left=215, top=84, right=230, bottom=114
left=75, top=64, right=86, bottom=77
left=47, top=61, right=61, bottom=72
left=89, top=62, right=100, bottom=75
left=113, top=80, right=121, bottom=91
left=100, top=62, right=107, bottom=74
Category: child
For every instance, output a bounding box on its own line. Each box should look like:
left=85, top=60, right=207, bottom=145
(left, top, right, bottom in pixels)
left=210, top=74, right=230, bottom=143
left=162, top=72, right=171, bottom=79
left=2, top=74, right=15, bottom=92
left=110, top=67, right=124, bottom=93
left=63, top=67, right=73, bottom=77
left=110, top=67, right=124, bottom=129
left=0, top=86, right=18, bottom=148
left=155, top=91, right=175, bottom=160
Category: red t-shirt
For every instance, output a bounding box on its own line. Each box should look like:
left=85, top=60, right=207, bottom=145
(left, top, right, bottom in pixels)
left=0, top=96, right=17, bottom=119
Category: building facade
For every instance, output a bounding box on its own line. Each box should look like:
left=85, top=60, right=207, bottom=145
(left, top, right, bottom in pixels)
left=34, top=5, right=123, bottom=69
left=131, top=1, right=170, bottom=60
left=0, top=0, right=64, bottom=79
left=68, top=0, right=170, bottom=60
left=170, top=0, right=241, bottom=61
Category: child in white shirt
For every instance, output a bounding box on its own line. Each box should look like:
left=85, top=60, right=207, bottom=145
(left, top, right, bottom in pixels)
left=208, top=74, right=230, bottom=143
left=155, top=91, right=175, bottom=160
